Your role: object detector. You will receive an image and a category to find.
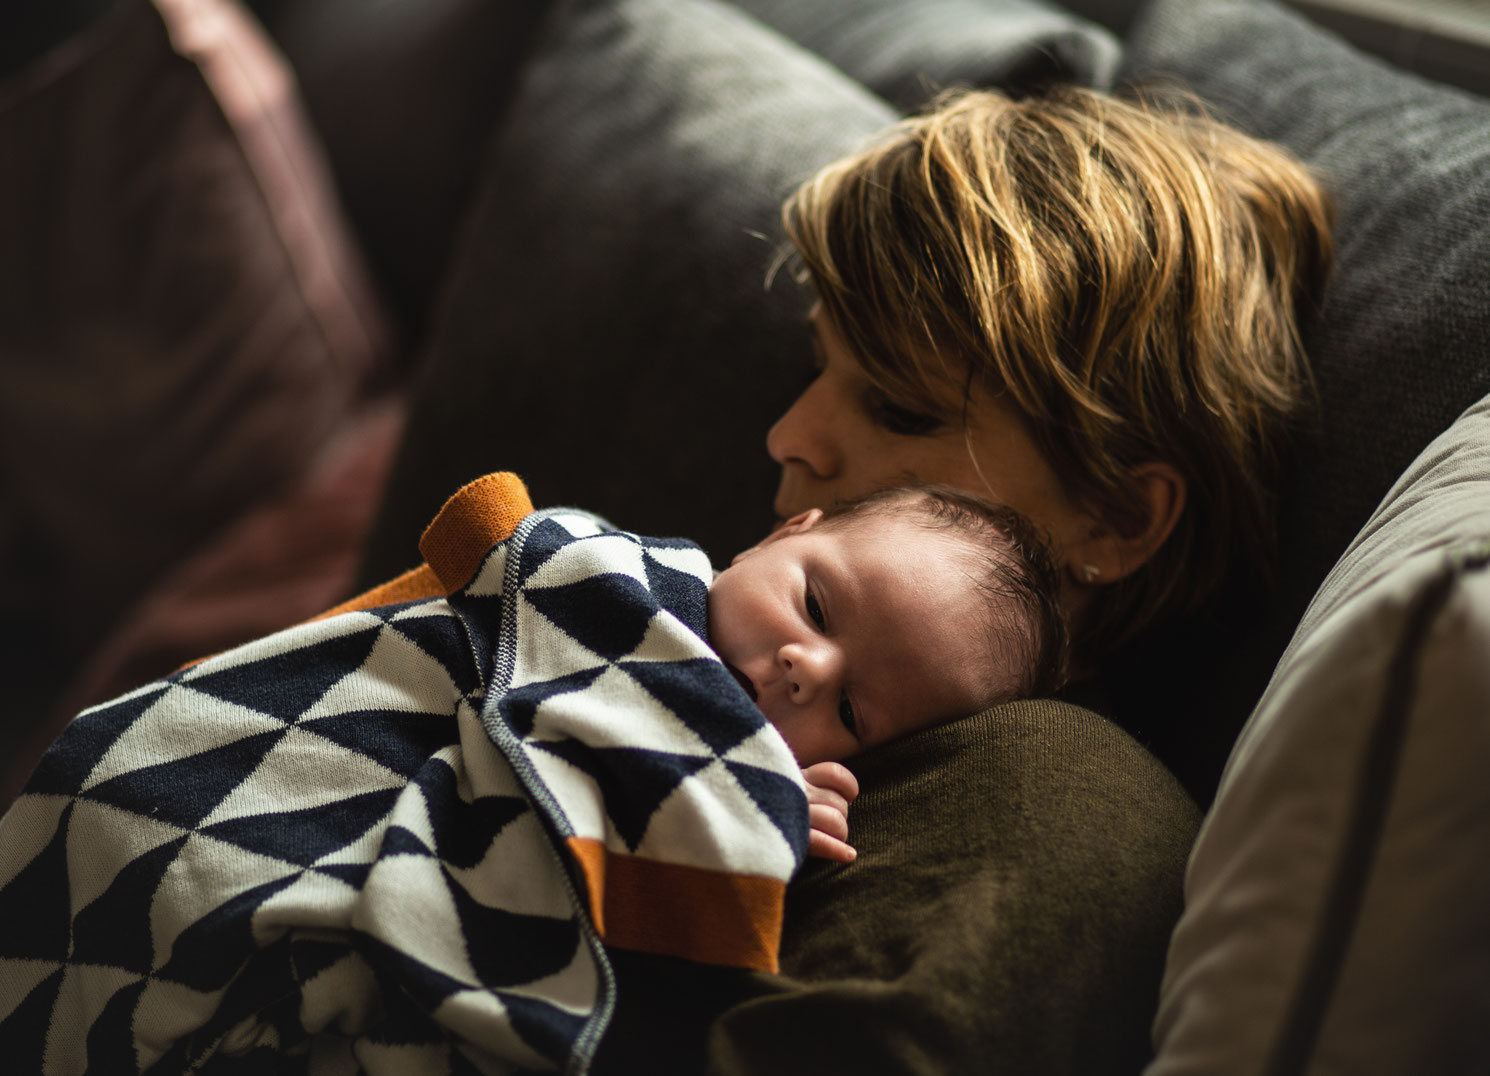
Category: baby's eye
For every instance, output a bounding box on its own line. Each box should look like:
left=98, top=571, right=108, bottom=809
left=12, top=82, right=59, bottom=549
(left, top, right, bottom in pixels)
left=838, top=693, right=858, bottom=737
left=805, top=591, right=826, bottom=630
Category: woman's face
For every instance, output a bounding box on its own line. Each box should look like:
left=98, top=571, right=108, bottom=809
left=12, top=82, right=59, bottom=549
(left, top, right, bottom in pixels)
left=767, top=310, right=1098, bottom=584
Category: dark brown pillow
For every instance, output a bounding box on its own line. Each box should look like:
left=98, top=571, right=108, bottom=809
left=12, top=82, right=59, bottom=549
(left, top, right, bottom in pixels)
left=0, top=0, right=391, bottom=667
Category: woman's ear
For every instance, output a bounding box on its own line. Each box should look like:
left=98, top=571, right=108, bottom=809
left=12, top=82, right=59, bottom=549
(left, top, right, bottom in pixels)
left=731, top=508, right=824, bottom=564
left=1066, top=463, right=1186, bottom=586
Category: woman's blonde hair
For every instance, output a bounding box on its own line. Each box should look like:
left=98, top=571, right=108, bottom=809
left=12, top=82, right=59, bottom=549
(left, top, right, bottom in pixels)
left=783, top=85, right=1334, bottom=657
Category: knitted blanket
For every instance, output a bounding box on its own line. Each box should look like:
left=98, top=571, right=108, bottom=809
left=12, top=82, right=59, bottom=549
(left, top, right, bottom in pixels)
left=0, top=473, right=807, bottom=1074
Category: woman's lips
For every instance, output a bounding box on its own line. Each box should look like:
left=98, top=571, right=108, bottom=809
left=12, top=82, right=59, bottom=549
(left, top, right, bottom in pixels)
left=724, top=661, right=758, bottom=702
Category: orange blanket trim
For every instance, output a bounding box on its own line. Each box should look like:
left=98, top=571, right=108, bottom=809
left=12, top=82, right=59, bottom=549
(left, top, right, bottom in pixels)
left=312, top=471, right=534, bottom=618
left=306, top=563, right=445, bottom=623
left=566, top=837, right=786, bottom=973
left=179, top=472, right=534, bottom=670
left=419, top=472, right=535, bottom=594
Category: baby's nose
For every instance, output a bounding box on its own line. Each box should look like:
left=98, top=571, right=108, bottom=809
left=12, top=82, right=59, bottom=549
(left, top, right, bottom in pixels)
left=777, top=641, right=838, bottom=703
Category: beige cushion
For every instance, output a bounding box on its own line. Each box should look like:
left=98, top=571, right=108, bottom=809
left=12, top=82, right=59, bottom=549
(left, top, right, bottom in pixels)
left=1150, top=393, right=1490, bottom=1074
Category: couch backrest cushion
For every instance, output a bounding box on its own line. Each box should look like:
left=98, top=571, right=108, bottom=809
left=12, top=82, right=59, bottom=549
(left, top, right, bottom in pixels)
left=730, top=0, right=1121, bottom=112
left=359, top=0, right=899, bottom=578
left=243, top=0, right=551, bottom=349
left=1109, top=0, right=1490, bottom=802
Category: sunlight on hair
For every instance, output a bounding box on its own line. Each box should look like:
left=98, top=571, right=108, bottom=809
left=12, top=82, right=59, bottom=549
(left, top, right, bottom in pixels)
left=782, top=84, right=1334, bottom=656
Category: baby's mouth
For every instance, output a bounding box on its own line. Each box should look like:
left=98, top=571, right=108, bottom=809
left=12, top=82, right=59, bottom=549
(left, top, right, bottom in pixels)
left=724, top=661, right=757, bottom=702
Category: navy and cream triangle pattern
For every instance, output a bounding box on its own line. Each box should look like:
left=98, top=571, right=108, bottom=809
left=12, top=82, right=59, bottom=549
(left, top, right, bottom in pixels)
left=0, top=506, right=807, bottom=1075
left=485, top=510, right=807, bottom=872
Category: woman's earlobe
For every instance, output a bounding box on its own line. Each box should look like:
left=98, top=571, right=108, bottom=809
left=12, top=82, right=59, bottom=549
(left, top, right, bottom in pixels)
left=1069, top=463, right=1186, bottom=585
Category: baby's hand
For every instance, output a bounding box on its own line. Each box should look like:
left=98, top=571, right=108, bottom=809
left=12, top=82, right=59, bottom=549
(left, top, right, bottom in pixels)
left=802, top=761, right=860, bottom=863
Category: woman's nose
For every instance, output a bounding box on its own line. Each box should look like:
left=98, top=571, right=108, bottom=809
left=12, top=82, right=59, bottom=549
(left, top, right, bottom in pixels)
left=776, top=640, right=838, bottom=704
left=766, top=378, right=842, bottom=480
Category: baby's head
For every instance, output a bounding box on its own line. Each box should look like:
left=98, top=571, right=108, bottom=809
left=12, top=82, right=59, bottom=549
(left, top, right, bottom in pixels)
left=708, top=485, right=1066, bottom=765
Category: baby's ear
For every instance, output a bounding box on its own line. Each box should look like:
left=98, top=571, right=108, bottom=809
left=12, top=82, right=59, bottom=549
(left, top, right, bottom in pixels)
left=730, top=508, right=824, bottom=564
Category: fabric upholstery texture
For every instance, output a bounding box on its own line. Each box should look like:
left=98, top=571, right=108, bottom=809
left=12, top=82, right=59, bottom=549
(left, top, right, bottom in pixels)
left=0, top=0, right=391, bottom=669
left=1150, top=395, right=1490, bottom=1075
left=730, top=0, right=1121, bottom=112
left=2, top=0, right=122, bottom=81
left=244, top=0, right=551, bottom=348
left=1121, top=1, right=1490, bottom=1066
left=701, top=699, right=1199, bottom=1075
left=358, top=0, right=899, bottom=580
left=1108, top=0, right=1490, bottom=801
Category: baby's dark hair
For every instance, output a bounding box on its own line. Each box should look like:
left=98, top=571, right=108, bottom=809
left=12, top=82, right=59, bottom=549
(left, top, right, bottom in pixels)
left=818, top=485, right=1069, bottom=701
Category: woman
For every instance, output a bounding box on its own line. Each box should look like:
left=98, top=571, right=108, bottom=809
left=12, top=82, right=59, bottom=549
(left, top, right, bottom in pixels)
left=766, top=85, right=1333, bottom=668
left=656, top=85, right=1339, bottom=1076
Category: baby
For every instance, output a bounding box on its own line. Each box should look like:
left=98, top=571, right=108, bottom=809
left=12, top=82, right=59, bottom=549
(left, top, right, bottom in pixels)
left=708, top=484, right=1068, bottom=862
left=0, top=477, right=1069, bottom=1073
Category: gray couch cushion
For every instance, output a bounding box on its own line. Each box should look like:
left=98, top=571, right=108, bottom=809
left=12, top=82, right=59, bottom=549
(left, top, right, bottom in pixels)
left=360, top=0, right=898, bottom=578
left=731, top=0, right=1121, bottom=112
left=1109, top=0, right=1490, bottom=800
left=1150, top=393, right=1490, bottom=1075
left=245, top=0, right=551, bottom=347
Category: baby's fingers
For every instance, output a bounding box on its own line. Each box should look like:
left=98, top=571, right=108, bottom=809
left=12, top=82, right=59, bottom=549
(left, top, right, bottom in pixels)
left=802, top=762, right=857, bottom=862
left=806, top=799, right=855, bottom=862
left=809, top=802, right=850, bottom=844
left=802, top=761, right=859, bottom=803
left=807, top=829, right=857, bottom=863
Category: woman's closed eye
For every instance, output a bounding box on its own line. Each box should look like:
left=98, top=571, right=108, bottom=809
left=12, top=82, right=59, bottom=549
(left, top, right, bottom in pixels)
left=862, top=391, right=946, bottom=437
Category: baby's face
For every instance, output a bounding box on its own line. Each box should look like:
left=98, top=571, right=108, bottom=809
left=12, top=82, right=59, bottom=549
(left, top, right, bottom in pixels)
left=708, top=508, right=1002, bottom=766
